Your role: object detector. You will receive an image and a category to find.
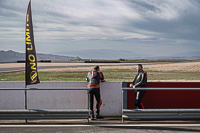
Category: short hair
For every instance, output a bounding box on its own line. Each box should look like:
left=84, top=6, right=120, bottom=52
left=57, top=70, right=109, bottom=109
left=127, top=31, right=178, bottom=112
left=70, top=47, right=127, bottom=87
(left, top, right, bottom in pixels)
left=137, top=64, right=143, bottom=69
left=94, top=65, right=99, bottom=71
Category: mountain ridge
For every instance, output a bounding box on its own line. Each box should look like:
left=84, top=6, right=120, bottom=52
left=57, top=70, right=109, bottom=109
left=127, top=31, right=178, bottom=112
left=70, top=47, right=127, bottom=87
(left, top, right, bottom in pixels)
left=54, top=49, right=200, bottom=60
left=0, top=50, right=200, bottom=62
left=0, top=50, right=75, bottom=62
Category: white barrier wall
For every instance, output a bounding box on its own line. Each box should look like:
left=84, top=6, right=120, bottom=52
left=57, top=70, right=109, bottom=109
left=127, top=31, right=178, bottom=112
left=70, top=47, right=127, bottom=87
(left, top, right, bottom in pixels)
left=0, top=81, right=124, bottom=116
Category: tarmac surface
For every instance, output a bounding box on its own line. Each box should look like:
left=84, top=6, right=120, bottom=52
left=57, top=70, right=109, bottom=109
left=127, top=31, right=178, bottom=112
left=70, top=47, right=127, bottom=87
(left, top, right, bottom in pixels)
left=0, top=62, right=139, bottom=72
left=1, top=117, right=200, bottom=133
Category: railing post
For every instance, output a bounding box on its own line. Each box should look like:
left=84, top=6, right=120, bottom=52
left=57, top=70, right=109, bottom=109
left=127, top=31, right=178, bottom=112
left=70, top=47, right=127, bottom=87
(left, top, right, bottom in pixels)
left=87, top=90, right=89, bottom=123
left=122, top=89, right=124, bottom=122
left=25, top=85, right=27, bottom=109
left=25, top=85, right=28, bottom=123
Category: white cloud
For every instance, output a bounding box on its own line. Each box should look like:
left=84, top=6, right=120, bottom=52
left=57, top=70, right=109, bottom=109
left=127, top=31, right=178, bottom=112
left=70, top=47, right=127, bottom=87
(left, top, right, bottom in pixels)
left=0, top=0, right=200, bottom=57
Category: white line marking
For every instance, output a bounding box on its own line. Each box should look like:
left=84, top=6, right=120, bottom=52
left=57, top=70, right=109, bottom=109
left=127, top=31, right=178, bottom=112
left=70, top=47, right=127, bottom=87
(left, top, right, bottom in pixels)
left=0, top=124, right=200, bottom=127
left=0, top=69, right=25, bottom=73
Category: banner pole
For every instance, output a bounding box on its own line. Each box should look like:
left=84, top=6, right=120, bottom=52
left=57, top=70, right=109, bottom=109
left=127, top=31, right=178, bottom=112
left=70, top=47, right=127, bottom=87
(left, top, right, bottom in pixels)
left=25, top=84, right=28, bottom=123
left=25, top=85, right=27, bottom=110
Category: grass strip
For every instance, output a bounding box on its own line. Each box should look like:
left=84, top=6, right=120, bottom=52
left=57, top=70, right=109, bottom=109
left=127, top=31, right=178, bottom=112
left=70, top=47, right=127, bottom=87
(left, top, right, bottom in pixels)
left=0, top=68, right=200, bottom=82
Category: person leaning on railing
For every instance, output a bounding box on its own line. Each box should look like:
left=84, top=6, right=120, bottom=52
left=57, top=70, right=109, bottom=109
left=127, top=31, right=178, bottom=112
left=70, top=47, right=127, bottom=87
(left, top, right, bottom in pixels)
left=86, top=65, right=105, bottom=120
left=130, top=64, right=147, bottom=109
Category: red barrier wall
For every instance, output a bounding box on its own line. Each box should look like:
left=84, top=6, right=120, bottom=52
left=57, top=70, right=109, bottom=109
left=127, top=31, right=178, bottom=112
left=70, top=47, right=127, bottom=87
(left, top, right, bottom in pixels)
left=127, top=82, right=200, bottom=109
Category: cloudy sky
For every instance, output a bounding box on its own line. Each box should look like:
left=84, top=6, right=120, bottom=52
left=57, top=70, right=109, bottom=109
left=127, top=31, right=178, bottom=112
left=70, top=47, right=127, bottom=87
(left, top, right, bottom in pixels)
left=0, top=0, right=200, bottom=58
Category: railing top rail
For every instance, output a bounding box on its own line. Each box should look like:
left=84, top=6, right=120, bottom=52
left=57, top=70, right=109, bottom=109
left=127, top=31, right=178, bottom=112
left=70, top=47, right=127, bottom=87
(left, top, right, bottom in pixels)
left=0, top=88, right=89, bottom=90
left=122, top=87, right=200, bottom=90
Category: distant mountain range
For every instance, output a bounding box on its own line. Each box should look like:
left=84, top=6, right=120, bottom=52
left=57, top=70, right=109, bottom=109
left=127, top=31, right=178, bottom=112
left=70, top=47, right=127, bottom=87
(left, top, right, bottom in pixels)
left=0, top=50, right=75, bottom=62
left=53, top=49, right=149, bottom=59
left=54, top=49, right=200, bottom=60
left=0, top=50, right=200, bottom=62
left=173, top=51, right=200, bottom=57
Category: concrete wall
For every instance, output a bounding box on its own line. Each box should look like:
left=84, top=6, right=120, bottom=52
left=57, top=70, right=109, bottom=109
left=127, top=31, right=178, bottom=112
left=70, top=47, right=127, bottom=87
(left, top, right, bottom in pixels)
left=0, top=81, right=123, bottom=116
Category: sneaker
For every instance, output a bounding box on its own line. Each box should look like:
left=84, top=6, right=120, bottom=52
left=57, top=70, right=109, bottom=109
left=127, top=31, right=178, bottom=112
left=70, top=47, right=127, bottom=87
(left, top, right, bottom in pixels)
left=96, top=114, right=103, bottom=119
left=90, top=114, right=95, bottom=120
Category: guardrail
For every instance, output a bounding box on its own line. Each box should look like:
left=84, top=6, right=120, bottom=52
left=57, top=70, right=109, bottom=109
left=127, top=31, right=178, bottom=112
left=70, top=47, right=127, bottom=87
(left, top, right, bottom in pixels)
left=122, top=87, right=200, bottom=122
left=0, top=88, right=90, bottom=123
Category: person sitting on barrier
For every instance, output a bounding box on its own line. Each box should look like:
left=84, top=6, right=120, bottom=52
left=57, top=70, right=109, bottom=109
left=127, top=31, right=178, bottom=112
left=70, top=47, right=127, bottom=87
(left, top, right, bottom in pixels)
left=86, top=65, right=105, bottom=120
left=130, top=64, right=147, bottom=109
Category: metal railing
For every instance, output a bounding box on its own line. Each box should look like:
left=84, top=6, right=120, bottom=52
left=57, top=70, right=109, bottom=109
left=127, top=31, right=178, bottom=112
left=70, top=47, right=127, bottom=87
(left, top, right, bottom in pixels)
left=122, top=88, right=200, bottom=90
left=0, top=87, right=90, bottom=123
left=122, top=87, right=200, bottom=122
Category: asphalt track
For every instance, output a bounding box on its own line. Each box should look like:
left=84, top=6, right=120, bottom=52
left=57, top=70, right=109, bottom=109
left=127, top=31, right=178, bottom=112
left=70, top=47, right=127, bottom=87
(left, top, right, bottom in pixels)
left=1, top=118, right=200, bottom=133
left=0, top=62, right=139, bottom=72
left=1, top=125, right=200, bottom=133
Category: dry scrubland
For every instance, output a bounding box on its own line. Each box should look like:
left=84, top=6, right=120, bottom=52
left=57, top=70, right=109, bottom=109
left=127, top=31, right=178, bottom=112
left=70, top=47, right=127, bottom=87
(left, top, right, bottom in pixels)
left=0, top=62, right=200, bottom=82
left=38, top=62, right=200, bottom=72
left=38, top=62, right=200, bottom=82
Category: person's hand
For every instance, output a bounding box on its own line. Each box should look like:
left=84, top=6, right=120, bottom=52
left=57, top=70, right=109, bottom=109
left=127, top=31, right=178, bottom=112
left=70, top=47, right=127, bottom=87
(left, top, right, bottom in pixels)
left=129, top=84, right=133, bottom=87
left=101, top=79, right=105, bottom=82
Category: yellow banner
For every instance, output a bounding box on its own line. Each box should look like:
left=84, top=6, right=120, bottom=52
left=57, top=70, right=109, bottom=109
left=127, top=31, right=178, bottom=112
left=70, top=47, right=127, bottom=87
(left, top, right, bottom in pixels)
left=25, top=0, right=40, bottom=85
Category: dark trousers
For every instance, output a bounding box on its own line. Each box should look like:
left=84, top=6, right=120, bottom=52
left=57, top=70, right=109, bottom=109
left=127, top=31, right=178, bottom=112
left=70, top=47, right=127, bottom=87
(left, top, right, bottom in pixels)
left=135, top=90, right=146, bottom=109
left=89, top=88, right=102, bottom=114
